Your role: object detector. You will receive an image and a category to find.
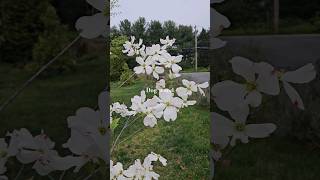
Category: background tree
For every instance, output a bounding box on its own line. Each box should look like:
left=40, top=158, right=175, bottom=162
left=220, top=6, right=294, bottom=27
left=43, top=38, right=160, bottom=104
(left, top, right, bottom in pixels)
left=131, top=17, right=147, bottom=40
left=163, top=20, right=178, bottom=39
left=119, top=19, right=132, bottom=37
left=31, top=2, right=75, bottom=74
left=176, top=25, right=194, bottom=48
left=0, top=0, right=47, bottom=64
left=146, top=20, right=164, bottom=44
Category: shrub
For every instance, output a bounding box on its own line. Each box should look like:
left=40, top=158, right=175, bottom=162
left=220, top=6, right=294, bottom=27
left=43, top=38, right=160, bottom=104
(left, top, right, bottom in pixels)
left=110, top=36, right=127, bottom=81
left=119, top=63, right=134, bottom=86
left=31, top=3, right=76, bottom=75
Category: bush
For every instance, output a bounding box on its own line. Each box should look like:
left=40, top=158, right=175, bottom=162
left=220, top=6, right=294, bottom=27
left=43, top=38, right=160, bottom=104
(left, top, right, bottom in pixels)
left=110, top=36, right=127, bottom=81
left=31, top=3, right=76, bottom=75
left=119, top=63, right=134, bottom=86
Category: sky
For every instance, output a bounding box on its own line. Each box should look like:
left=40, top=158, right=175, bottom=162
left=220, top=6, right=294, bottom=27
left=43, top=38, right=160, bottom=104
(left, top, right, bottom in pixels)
left=111, top=0, right=210, bottom=31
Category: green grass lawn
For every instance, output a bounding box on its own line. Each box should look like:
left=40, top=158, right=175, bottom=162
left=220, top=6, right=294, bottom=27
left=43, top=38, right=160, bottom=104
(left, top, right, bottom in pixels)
left=111, top=80, right=211, bottom=179
left=0, top=57, right=107, bottom=179
left=214, top=137, right=320, bottom=180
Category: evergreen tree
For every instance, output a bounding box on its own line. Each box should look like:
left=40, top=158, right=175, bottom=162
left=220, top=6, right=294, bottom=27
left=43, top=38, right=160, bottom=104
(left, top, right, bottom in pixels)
left=31, top=2, right=75, bottom=74
left=0, top=0, right=47, bottom=64
left=131, top=17, right=147, bottom=40
left=146, top=20, right=163, bottom=44
left=119, top=19, right=132, bottom=37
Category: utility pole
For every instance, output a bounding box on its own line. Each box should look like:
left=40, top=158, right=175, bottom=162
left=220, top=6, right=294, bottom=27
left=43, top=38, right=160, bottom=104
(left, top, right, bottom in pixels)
left=194, top=25, right=198, bottom=72
left=273, top=0, right=279, bottom=33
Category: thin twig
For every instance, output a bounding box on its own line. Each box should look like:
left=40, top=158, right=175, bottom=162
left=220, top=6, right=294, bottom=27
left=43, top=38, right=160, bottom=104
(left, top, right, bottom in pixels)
left=0, top=36, right=81, bottom=113
left=14, top=164, right=24, bottom=180
left=111, top=117, right=131, bottom=153
left=117, top=127, right=145, bottom=146
left=118, top=73, right=136, bottom=88
left=83, top=168, right=100, bottom=180
left=59, top=170, right=67, bottom=180
left=48, top=175, right=55, bottom=180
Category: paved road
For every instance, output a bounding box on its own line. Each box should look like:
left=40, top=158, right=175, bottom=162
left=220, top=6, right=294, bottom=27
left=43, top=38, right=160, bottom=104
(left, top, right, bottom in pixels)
left=220, top=34, right=320, bottom=68
left=181, top=72, right=209, bottom=83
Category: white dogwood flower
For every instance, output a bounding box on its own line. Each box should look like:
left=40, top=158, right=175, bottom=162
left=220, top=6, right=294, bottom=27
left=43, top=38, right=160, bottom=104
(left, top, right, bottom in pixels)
left=151, top=63, right=164, bottom=80
left=156, top=79, right=166, bottom=90
left=181, top=79, right=198, bottom=95
left=7, top=129, right=76, bottom=176
left=146, top=152, right=167, bottom=166
left=146, top=44, right=165, bottom=56
left=212, top=112, right=276, bottom=147
left=63, top=92, right=109, bottom=172
left=111, top=160, right=125, bottom=179
left=159, top=53, right=183, bottom=74
left=123, top=36, right=143, bottom=56
left=157, top=89, right=183, bottom=121
left=197, top=82, right=209, bottom=96
left=111, top=102, right=135, bottom=117
left=230, top=57, right=281, bottom=107
left=76, top=0, right=108, bottom=39
left=134, top=57, right=153, bottom=75
left=160, top=36, right=176, bottom=49
left=142, top=97, right=163, bottom=127
left=255, top=62, right=316, bottom=110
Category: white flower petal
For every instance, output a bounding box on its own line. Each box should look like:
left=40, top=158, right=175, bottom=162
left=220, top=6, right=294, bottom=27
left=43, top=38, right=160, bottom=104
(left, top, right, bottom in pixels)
left=230, top=56, right=255, bottom=82
left=246, top=123, right=277, bottom=138
left=163, top=106, right=177, bottom=121
left=245, top=90, right=262, bottom=107
left=283, top=63, right=316, bottom=84
left=282, top=81, right=305, bottom=110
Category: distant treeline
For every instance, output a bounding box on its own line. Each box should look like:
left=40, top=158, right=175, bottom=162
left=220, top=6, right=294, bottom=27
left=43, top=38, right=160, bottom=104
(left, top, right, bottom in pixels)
left=111, top=17, right=210, bottom=49
left=111, top=17, right=211, bottom=68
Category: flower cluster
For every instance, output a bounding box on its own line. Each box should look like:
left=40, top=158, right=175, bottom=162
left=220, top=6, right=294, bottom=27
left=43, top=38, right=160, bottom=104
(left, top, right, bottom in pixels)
left=111, top=36, right=209, bottom=128
left=123, top=36, right=182, bottom=79
left=211, top=57, right=316, bottom=162
left=110, top=36, right=209, bottom=179
left=0, top=129, right=77, bottom=179
left=111, top=152, right=167, bottom=180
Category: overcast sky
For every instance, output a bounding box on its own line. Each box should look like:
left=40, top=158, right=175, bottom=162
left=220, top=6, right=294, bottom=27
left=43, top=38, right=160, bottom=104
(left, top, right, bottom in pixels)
left=111, top=0, right=210, bottom=30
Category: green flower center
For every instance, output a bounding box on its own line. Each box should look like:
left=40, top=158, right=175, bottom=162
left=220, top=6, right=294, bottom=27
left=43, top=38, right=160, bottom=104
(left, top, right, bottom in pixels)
left=246, top=81, right=257, bottom=92
left=235, top=123, right=246, bottom=132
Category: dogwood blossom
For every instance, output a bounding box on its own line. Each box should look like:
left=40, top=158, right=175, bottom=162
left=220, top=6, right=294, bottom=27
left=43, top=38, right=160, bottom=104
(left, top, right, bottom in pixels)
left=255, top=62, right=316, bottom=110
left=212, top=112, right=276, bottom=147
left=134, top=57, right=153, bottom=75
left=123, top=36, right=143, bottom=56
left=159, top=53, right=183, bottom=74
left=111, top=102, right=135, bottom=117
left=197, top=82, right=209, bottom=96
left=160, top=36, right=176, bottom=49
left=157, top=89, right=183, bottom=121
left=110, top=160, right=125, bottom=179
left=63, top=92, right=109, bottom=172
left=112, top=153, right=166, bottom=180
left=7, top=129, right=76, bottom=176
left=130, top=91, right=163, bottom=127
left=156, top=79, right=166, bottom=90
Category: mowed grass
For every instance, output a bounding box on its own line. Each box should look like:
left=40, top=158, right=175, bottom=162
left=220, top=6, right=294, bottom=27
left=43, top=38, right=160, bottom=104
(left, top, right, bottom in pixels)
left=111, top=80, right=211, bottom=179
left=214, top=137, right=320, bottom=180
left=0, top=57, right=106, bottom=179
